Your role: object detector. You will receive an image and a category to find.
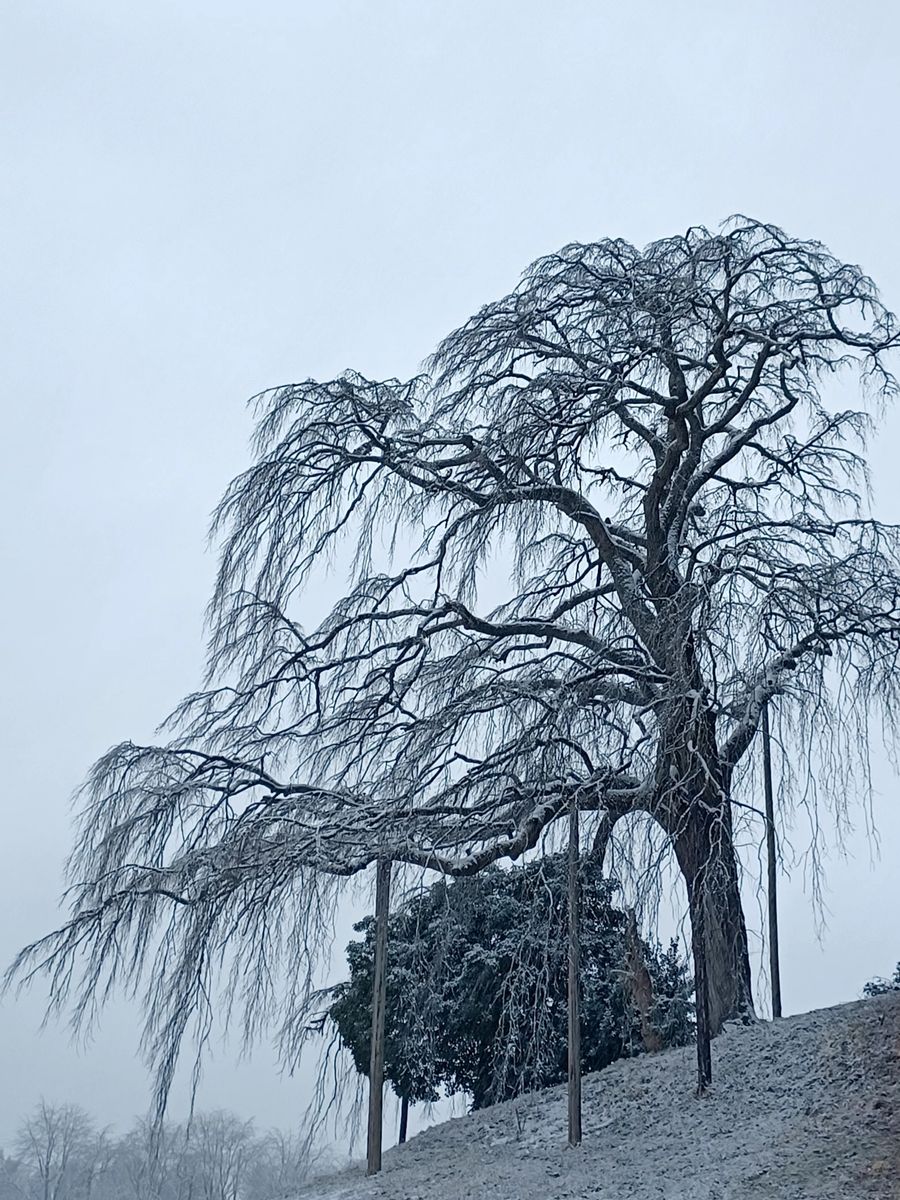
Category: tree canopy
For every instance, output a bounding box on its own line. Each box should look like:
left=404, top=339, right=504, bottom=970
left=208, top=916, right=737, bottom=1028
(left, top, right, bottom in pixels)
left=9, top=217, right=899, bottom=1111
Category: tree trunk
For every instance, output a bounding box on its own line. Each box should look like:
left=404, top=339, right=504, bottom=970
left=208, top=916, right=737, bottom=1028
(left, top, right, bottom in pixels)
left=624, top=909, right=663, bottom=1053
left=591, top=759, right=755, bottom=1040
left=398, top=1095, right=409, bottom=1146
left=672, top=801, right=754, bottom=1036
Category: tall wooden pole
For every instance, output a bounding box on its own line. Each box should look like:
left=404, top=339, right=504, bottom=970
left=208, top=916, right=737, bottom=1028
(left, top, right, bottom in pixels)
left=567, top=799, right=582, bottom=1147
left=691, top=873, right=712, bottom=1093
left=366, top=858, right=392, bottom=1176
left=762, top=704, right=782, bottom=1019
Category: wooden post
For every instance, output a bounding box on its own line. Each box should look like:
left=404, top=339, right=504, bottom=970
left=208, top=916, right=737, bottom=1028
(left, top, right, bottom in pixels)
left=691, top=873, right=712, bottom=1094
left=567, top=798, right=582, bottom=1147
left=398, top=1095, right=409, bottom=1146
left=366, top=858, right=392, bottom=1176
left=762, top=704, right=782, bottom=1019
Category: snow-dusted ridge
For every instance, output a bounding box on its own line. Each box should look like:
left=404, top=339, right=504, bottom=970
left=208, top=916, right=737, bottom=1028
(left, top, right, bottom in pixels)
left=299, top=992, right=899, bottom=1199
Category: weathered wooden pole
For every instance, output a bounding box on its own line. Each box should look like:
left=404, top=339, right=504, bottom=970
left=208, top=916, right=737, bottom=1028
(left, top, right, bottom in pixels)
left=691, top=870, right=712, bottom=1093
left=761, top=703, right=782, bottom=1019
left=567, top=797, right=582, bottom=1147
left=366, top=858, right=392, bottom=1176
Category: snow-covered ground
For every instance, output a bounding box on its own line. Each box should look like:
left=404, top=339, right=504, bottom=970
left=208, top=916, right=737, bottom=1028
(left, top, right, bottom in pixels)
left=298, top=992, right=900, bottom=1199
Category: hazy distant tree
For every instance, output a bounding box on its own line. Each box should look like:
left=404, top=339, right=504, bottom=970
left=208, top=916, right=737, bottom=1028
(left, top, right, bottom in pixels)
left=110, top=1119, right=180, bottom=1200
left=243, top=1129, right=314, bottom=1200
left=75, top=1131, right=112, bottom=1200
left=13, top=1102, right=94, bottom=1200
left=9, top=219, right=900, bottom=1102
left=2, top=1109, right=314, bottom=1200
left=0, top=1153, right=23, bottom=1200
left=173, top=1111, right=255, bottom=1200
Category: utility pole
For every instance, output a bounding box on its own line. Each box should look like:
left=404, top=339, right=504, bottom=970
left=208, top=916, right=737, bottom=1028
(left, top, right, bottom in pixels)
left=567, top=798, right=582, bottom=1147
left=366, top=858, right=392, bottom=1176
left=691, top=872, right=712, bottom=1093
left=762, top=704, right=782, bottom=1019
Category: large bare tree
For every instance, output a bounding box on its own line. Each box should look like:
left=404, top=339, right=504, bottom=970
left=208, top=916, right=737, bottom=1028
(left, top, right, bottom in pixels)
left=9, top=219, right=900, bottom=1108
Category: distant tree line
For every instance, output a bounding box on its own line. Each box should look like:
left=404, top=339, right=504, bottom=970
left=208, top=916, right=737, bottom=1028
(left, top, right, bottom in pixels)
left=0, top=1102, right=317, bottom=1200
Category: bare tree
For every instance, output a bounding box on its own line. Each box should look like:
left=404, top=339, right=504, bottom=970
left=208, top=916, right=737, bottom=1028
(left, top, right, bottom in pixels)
left=76, top=1131, right=112, bottom=1200
left=164, top=1112, right=256, bottom=1200
left=0, top=1152, right=24, bottom=1200
left=243, top=1129, right=314, bottom=1200
left=9, top=219, right=900, bottom=1103
left=3, top=1108, right=315, bottom=1200
left=110, top=1121, right=160, bottom=1200
left=13, top=1103, right=94, bottom=1200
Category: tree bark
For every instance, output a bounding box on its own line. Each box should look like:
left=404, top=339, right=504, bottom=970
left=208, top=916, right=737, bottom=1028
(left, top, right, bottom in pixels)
left=366, top=859, right=392, bottom=1176
left=624, top=909, right=663, bottom=1053
left=593, top=794, right=753, bottom=1037
left=398, top=1095, right=409, bottom=1146
left=671, top=801, right=754, bottom=1036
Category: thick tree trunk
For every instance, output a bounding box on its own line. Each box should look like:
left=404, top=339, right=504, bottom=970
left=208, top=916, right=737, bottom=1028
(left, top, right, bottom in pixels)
left=398, top=1095, right=409, bottom=1145
left=672, top=802, right=754, bottom=1035
left=593, top=795, right=754, bottom=1035
left=649, top=632, right=755, bottom=1037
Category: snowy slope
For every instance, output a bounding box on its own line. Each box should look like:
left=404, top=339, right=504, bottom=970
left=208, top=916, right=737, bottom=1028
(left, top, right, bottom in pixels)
left=298, top=992, right=900, bottom=1199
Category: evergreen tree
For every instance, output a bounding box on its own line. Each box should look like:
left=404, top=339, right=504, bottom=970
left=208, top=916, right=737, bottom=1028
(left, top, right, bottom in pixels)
left=328, top=854, right=692, bottom=1110
left=863, top=963, right=900, bottom=997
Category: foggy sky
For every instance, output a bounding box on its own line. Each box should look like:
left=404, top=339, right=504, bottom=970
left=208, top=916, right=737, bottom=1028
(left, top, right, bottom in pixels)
left=2, top=0, right=899, bottom=1152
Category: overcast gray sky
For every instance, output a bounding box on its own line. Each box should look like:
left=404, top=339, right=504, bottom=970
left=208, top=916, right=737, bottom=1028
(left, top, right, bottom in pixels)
left=2, top=0, right=899, bottom=1153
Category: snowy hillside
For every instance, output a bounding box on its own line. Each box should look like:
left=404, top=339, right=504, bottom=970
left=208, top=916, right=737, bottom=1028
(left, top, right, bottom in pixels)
left=300, top=992, right=900, bottom=1199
